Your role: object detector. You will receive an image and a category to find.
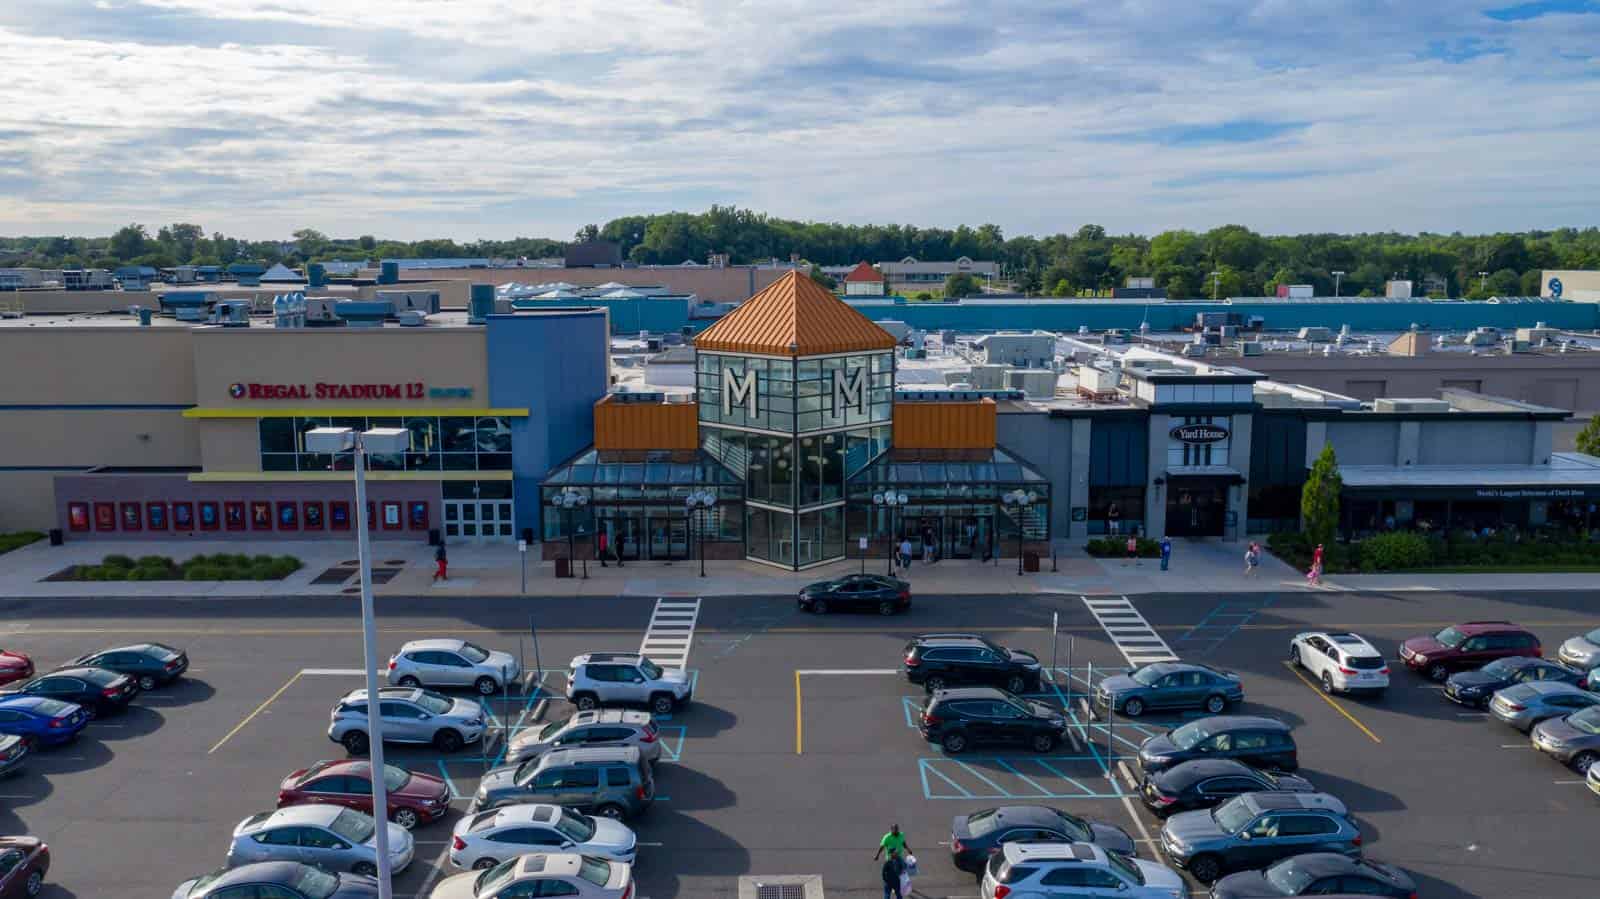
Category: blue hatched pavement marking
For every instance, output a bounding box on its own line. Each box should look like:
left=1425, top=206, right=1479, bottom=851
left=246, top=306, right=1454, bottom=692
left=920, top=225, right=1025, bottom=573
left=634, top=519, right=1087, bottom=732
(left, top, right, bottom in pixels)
left=995, top=758, right=1054, bottom=796
left=920, top=760, right=976, bottom=798
left=1173, top=599, right=1279, bottom=654
left=436, top=760, right=461, bottom=799
left=655, top=725, right=687, bottom=762
left=952, top=759, right=1011, bottom=795
left=918, top=756, right=1125, bottom=800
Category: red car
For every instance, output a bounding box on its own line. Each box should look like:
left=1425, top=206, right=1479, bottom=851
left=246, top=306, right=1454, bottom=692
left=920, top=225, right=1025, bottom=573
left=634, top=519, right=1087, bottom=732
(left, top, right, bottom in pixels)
left=277, top=759, right=450, bottom=830
left=0, top=835, right=49, bottom=899
left=1399, top=620, right=1542, bottom=682
left=0, top=650, right=32, bottom=688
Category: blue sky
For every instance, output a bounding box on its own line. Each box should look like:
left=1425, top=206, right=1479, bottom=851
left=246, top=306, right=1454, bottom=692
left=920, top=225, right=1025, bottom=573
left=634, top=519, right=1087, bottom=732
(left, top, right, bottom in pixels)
left=0, top=0, right=1597, bottom=240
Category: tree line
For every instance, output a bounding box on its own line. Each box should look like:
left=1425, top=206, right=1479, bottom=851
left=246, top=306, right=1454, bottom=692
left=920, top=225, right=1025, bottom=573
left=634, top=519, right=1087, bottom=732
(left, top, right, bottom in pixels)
left=5, top=206, right=1599, bottom=299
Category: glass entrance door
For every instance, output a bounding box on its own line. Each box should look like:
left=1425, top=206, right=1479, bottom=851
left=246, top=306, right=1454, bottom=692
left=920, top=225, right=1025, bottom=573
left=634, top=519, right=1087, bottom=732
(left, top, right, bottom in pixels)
left=644, top=514, right=690, bottom=562
left=1167, top=482, right=1226, bottom=537
left=443, top=499, right=515, bottom=542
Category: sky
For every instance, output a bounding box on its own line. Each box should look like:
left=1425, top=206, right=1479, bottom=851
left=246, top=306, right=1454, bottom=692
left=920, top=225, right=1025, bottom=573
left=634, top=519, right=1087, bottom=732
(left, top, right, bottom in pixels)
left=1, top=0, right=1598, bottom=242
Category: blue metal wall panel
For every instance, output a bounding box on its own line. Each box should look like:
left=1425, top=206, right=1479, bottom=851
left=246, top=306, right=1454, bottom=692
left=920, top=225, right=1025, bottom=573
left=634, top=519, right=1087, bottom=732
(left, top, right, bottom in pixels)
left=1089, top=418, right=1148, bottom=486
left=510, top=298, right=697, bottom=334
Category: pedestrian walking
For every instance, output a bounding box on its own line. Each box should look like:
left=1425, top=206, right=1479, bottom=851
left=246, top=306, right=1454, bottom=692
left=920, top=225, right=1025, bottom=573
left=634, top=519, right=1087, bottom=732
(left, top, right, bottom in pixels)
left=1123, top=533, right=1138, bottom=566
left=432, top=543, right=448, bottom=582
left=898, top=537, right=913, bottom=573
left=615, top=532, right=625, bottom=567
left=1244, top=541, right=1260, bottom=577
left=964, top=521, right=977, bottom=559
left=922, top=525, right=936, bottom=564
left=597, top=531, right=609, bottom=567
left=1107, top=502, right=1121, bottom=536
left=1159, top=535, right=1172, bottom=571
left=873, top=824, right=911, bottom=861
left=880, top=850, right=906, bottom=899
left=1308, top=543, right=1324, bottom=586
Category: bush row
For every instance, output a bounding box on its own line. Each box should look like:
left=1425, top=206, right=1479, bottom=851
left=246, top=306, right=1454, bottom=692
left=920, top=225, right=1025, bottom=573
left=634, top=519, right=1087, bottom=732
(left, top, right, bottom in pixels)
left=1084, top=537, right=1163, bottom=558
left=1268, top=530, right=1600, bottom=573
left=70, top=553, right=303, bottom=582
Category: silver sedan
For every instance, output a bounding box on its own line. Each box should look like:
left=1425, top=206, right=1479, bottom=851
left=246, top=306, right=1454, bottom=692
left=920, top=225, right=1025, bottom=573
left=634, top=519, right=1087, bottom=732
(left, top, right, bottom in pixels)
left=226, top=804, right=414, bottom=875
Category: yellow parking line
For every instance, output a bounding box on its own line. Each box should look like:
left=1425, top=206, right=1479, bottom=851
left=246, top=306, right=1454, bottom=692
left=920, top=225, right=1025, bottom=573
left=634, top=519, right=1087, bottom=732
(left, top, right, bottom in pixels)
left=209, top=670, right=302, bottom=754
left=1280, top=661, right=1382, bottom=744
left=794, top=670, right=804, bottom=755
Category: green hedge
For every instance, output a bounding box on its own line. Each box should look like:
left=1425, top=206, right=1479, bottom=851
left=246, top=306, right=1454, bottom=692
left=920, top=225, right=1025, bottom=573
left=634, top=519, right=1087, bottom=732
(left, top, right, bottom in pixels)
left=1085, top=537, right=1163, bottom=558
left=1269, top=530, right=1600, bottom=573
left=0, top=531, right=45, bottom=555
left=65, top=553, right=303, bottom=582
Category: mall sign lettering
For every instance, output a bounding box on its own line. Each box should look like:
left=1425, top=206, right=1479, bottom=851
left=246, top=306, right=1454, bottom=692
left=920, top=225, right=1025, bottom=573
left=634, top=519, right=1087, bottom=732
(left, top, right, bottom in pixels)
left=1475, top=487, right=1587, bottom=499
left=228, top=381, right=473, bottom=401
left=1170, top=423, right=1230, bottom=444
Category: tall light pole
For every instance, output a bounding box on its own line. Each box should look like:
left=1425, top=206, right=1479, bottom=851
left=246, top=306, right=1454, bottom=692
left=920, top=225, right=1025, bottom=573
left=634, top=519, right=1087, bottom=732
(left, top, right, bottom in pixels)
left=1001, top=489, right=1038, bottom=576
left=550, top=490, right=588, bottom=578
left=1478, top=271, right=1489, bottom=294
left=685, top=489, right=717, bottom=578
left=303, top=426, right=410, bottom=899
left=1331, top=270, right=1344, bottom=298
left=873, top=491, right=906, bottom=575
left=1209, top=270, right=1222, bottom=301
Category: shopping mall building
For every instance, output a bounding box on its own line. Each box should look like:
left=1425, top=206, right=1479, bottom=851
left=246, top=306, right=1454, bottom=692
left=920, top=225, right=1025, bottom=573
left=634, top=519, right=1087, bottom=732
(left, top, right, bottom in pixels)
left=2, top=271, right=1597, bottom=567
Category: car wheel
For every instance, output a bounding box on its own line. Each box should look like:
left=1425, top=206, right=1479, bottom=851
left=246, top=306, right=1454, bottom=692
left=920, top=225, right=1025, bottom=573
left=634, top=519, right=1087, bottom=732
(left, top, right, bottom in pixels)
left=24, top=871, right=42, bottom=897
left=137, top=674, right=158, bottom=691
left=1005, top=674, right=1028, bottom=694
left=1321, top=671, right=1336, bottom=694
left=651, top=694, right=675, bottom=716
left=352, top=862, right=378, bottom=877
left=397, top=675, right=421, bottom=688
left=812, top=598, right=829, bottom=614
left=1122, top=697, right=1144, bottom=718
left=472, top=857, right=498, bottom=870
left=941, top=731, right=969, bottom=754
left=878, top=600, right=895, bottom=616
left=596, top=803, right=625, bottom=819
left=1573, top=751, right=1598, bottom=774
left=434, top=729, right=465, bottom=753
left=925, top=675, right=948, bottom=692
left=391, top=807, right=420, bottom=830
left=1428, top=662, right=1449, bottom=682
left=1204, top=694, right=1227, bottom=714
left=1031, top=733, right=1057, bottom=753
left=342, top=730, right=370, bottom=756
left=475, top=676, right=498, bottom=695
left=1289, top=644, right=1301, bottom=667
left=574, top=693, right=599, bottom=711
left=1187, top=854, right=1223, bottom=884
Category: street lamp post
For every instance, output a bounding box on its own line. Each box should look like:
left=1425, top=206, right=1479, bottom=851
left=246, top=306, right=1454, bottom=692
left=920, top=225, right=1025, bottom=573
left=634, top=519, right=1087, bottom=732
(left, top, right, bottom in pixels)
left=550, top=490, right=588, bottom=579
left=303, top=426, right=410, bottom=899
left=1331, top=270, right=1344, bottom=297
left=1001, top=489, right=1038, bottom=576
left=872, top=491, right=907, bottom=575
left=685, top=489, right=717, bottom=577
left=1209, top=270, right=1222, bottom=301
left=1478, top=271, right=1489, bottom=294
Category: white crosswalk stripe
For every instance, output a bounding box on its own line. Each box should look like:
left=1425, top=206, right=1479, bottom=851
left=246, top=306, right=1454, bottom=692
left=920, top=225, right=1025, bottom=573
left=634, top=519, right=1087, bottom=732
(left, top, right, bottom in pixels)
left=640, top=597, right=701, bottom=670
left=1081, top=594, right=1178, bottom=666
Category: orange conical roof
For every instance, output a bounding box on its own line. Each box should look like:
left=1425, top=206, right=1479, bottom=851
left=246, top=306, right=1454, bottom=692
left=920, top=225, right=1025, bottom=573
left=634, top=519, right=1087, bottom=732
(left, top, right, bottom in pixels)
left=694, top=270, right=897, bottom=356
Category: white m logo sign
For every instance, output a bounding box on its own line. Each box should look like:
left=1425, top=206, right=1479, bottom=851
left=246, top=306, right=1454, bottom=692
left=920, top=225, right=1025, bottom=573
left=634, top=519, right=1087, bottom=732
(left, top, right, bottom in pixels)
left=832, top=366, right=866, bottom=414
left=722, top=367, right=759, bottom=417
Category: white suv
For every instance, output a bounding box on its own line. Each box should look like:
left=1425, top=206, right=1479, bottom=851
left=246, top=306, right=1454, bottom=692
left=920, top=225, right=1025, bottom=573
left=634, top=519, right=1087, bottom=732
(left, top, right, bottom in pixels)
left=388, top=638, right=520, bottom=696
left=565, top=653, right=691, bottom=716
left=981, top=842, right=1185, bottom=899
left=1290, top=631, right=1390, bottom=695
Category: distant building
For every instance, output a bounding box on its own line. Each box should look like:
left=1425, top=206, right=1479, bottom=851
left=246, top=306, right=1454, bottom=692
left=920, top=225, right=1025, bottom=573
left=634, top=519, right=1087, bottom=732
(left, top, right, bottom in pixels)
left=1541, top=270, right=1600, bottom=301
left=1111, top=276, right=1167, bottom=300
left=878, top=256, right=998, bottom=292
left=260, top=263, right=303, bottom=283
left=565, top=241, right=623, bottom=268
left=841, top=261, right=886, bottom=296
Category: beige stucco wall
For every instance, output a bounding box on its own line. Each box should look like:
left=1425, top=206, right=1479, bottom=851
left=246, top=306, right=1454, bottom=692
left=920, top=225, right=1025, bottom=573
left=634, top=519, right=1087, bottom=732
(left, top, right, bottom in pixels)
left=0, top=472, right=58, bottom=531
left=1, top=409, right=198, bottom=467
left=199, top=418, right=262, bottom=472
left=0, top=327, right=196, bottom=404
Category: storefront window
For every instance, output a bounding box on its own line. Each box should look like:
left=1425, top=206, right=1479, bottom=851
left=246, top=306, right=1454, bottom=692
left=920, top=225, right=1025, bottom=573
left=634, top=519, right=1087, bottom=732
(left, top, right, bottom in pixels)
left=1089, top=486, right=1146, bottom=536
left=258, top=415, right=518, bottom=473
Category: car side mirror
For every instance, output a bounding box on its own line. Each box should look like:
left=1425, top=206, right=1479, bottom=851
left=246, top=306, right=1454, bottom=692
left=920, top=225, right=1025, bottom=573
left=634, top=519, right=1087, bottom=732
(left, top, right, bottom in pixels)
left=418, top=713, right=432, bottom=720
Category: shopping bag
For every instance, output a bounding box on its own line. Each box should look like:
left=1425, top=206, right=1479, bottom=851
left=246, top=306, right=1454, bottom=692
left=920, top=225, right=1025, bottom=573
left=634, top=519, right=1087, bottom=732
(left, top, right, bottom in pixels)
left=905, top=854, right=918, bottom=876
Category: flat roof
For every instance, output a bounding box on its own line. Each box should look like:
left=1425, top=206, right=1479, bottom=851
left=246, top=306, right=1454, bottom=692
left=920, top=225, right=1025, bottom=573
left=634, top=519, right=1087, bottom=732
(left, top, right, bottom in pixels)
left=1340, top=453, right=1600, bottom=489
left=0, top=310, right=607, bottom=331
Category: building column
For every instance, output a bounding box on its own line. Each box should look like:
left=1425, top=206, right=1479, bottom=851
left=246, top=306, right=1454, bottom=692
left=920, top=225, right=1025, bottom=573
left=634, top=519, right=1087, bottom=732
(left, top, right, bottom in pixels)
left=1069, top=418, right=1091, bottom=541
left=1228, top=412, right=1254, bottom=541
left=1397, top=420, right=1420, bottom=466
left=1304, top=421, right=1327, bottom=467
left=1145, top=413, right=1169, bottom=539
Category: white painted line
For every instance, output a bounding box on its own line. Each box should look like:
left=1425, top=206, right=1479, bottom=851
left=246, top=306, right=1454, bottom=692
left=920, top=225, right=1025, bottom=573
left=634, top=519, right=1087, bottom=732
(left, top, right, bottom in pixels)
left=1065, top=727, right=1084, bottom=752
left=1455, top=712, right=1487, bottom=717
left=1554, top=779, right=1586, bottom=785
left=796, top=668, right=900, bottom=675
left=640, top=597, right=700, bottom=671
left=1500, top=744, right=1532, bottom=749
left=300, top=668, right=381, bottom=676
left=1117, top=760, right=1140, bottom=792
left=637, top=841, right=665, bottom=847
left=411, top=842, right=455, bottom=898
left=1080, top=595, right=1177, bottom=666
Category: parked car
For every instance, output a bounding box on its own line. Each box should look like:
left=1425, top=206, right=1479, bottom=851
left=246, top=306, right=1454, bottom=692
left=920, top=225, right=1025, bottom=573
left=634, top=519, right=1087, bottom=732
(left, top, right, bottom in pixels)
left=979, top=841, right=1186, bottom=899
left=1588, top=752, right=1600, bottom=797
left=0, top=734, right=28, bottom=778
left=1557, top=627, right=1600, bottom=671
left=449, top=803, right=637, bottom=870
left=327, top=687, right=486, bottom=755
left=278, top=760, right=451, bottom=830
left=506, top=709, right=661, bottom=766
left=1, top=667, right=137, bottom=718
left=0, top=649, right=33, bottom=688
left=949, top=805, right=1135, bottom=872
left=1160, top=792, right=1358, bottom=884
left=1490, top=681, right=1600, bottom=732
left=388, top=639, right=519, bottom=695
left=0, top=836, right=49, bottom=899
left=428, top=853, right=632, bottom=899
left=903, top=633, right=1043, bottom=694
left=1209, top=852, right=1417, bottom=898
left=1137, top=716, right=1298, bottom=775
left=172, top=861, right=377, bottom=899
left=1399, top=620, right=1541, bottom=682
left=1093, top=661, right=1244, bottom=718
left=1530, top=705, right=1600, bottom=773
left=919, top=687, right=1068, bottom=754
left=474, top=746, right=654, bottom=820
left=0, top=696, right=88, bottom=747
left=227, top=805, right=413, bottom=875
left=565, top=652, right=692, bottom=716
left=1443, top=656, right=1582, bottom=708
left=798, top=573, right=911, bottom=615
left=1140, top=758, right=1316, bottom=818
left=1288, top=632, right=1390, bottom=695
left=69, top=642, right=187, bottom=691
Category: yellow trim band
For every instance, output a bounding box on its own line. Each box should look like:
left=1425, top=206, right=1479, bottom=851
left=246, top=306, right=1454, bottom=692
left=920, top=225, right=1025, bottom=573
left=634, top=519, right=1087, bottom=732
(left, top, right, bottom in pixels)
left=183, top=407, right=529, bottom=419
left=187, top=471, right=513, bottom=483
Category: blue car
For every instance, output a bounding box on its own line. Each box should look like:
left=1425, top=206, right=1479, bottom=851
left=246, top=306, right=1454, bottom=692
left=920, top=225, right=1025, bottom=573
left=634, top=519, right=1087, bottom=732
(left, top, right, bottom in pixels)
left=0, top=695, right=89, bottom=746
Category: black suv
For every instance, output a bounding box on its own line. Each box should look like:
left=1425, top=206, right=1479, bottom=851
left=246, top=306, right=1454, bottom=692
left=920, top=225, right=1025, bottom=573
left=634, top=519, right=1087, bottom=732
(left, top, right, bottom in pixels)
left=919, top=687, right=1067, bottom=754
left=904, top=634, right=1043, bottom=694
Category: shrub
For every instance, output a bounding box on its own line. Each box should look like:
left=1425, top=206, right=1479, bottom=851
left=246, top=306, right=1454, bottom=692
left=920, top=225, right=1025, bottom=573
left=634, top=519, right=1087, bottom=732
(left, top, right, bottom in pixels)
left=1084, top=537, right=1162, bottom=558
left=253, top=554, right=276, bottom=566
left=249, top=563, right=279, bottom=580
left=1358, top=532, right=1433, bottom=571
left=83, top=567, right=108, bottom=581
left=184, top=564, right=220, bottom=581
left=102, top=554, right=136, bottom=569
left=136, top=555, right=172, bottom=568
left=0, top=531, right=44, bottom=555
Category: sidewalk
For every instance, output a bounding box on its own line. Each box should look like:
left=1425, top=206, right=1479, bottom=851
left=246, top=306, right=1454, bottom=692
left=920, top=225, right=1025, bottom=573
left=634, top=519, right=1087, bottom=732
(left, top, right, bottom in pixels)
left=3, top=536, right=1595, bottom=599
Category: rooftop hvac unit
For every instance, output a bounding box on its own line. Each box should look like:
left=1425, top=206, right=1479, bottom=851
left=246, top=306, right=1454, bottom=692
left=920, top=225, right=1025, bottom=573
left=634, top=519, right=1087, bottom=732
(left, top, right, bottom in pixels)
left=376, top=290, right=441, bottom=315
left=1181, top=343, right=1208, bottom=357
left=305, top=297, right=342, bottom=325
left=1239, top=341, right=1264, bottom=356
left=397, top=310, right=426, bottom=327
left=1296, top=326, right=1332, bottom=342
left=175, top=306, right=206, bottom=322
left=1373, top=398, right=1450, bottom=413
left=212, top=300, right=251, bottom=326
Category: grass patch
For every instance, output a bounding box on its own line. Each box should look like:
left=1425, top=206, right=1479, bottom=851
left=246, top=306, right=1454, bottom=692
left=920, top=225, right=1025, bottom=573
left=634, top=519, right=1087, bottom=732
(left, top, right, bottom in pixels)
left=61, top=553, right=303, bottom=582
left=0, top=531, right=45, bottom=555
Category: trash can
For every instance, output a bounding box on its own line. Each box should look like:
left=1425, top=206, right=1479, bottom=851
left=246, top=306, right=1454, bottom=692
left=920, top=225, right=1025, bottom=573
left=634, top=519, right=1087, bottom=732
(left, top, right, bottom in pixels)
left=1023, top=551, right=1040, bottom=573
left=48, top=528, right=63, bottom=546
left=427, top=528, right=441, bottom=547
left=555, top=557, right=572, bottom=579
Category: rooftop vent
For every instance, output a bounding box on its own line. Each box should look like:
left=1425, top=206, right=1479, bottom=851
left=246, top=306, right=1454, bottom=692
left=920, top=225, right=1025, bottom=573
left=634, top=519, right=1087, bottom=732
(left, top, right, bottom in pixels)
left=1373, top=398, right=1450, bottom=413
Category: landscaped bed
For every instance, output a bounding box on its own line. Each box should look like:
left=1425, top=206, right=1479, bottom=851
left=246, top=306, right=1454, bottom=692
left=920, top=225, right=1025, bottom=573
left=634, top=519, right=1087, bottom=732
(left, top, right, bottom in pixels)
left=48, top=553, right=304, bottom=582
left=1268, top=530, right=1600, bottom=574
left=0, top=531, right=44, bottom=555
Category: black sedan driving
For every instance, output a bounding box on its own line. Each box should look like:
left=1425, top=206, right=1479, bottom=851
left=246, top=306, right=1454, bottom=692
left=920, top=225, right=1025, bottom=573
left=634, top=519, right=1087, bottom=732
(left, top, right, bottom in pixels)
left=798, top=574, right=910, bottom=615
left=1, top=667, right=137, bottom=718
left=949, top=805, right=1136, bottom=872
left=68, top=642, right=188, bottom=691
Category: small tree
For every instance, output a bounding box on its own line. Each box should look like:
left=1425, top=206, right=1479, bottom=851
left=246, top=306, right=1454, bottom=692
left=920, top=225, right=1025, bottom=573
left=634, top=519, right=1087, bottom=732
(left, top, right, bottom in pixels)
left=808, top=265, right=837, bottom=290
left=944, top=271, right=982, bottom=298
left=1301, top=441, right=1342, bottom=548
left=1577, top=416, right=1600, bottom=457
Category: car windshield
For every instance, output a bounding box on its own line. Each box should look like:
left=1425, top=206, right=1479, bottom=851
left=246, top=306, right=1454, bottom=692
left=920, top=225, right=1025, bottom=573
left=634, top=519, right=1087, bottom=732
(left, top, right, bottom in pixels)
left=297, top=761, right=332, bottom=784
left=1105, top=849, right=1144, bottom=885
left=474, top=858, right=520, bottom=896
left=291, top=865, right=340, bottom=899
left=1211, top=797, right=1256, bottom=834
left=514, top=759, right=540, bottom=784
left=1170, top=722, right=1212, bottom=750
left=1132, top=667, right=1166, bottom=686
left=638, top=659, right=664, bottom=680
left=1050, top=809, right=1091, bottom=840
left=1569, top=707, right=1600, bottom=735
left=140, top=643, right=180, bottom=658
left=328, top=809, right=377, bottom=844
left=183, top=871, right=223, bottom=897
left=1264, top=857, right=1318, bottom=893
left=460, top=642, right=491, bottom=664
left=577, top=856, right=613, bottom=887
left=1480, top=658, right=1519, bottom=677
left=965, top=809, right=1002, bottom=837
left=538, top=720, right=566, bottom=740
left=556, top=810, right=597, bottom=842
left=1585, top=628, right=1600, bottom=644
left=1434, top=627, right=1466, bottom=648
left=382, top=764, right=410, bottom=792
left=416, top=693, right=453, bottom=715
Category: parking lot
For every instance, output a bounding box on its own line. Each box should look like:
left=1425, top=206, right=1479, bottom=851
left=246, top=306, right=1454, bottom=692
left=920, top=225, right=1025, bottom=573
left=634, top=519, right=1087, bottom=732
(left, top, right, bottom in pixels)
left=3, top=586, right=1598, bottom=897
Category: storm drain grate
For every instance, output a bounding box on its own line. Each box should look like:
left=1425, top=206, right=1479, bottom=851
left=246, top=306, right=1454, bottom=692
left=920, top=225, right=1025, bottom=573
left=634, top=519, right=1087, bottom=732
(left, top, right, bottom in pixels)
left=757, top=887, right=805, bottom=899
left=739, top=875, right=823, bottom=899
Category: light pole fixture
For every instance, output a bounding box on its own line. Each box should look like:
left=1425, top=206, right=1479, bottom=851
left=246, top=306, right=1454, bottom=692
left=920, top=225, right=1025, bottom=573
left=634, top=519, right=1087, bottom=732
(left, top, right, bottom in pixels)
left=549, top=489, right=588, bottom=579
left=302, top=426, right=410, bottom=899
left=1478, top=271, right=1489, bottom=293
left=872, top=491, right=907, bottom=575
left=685, top=489, right=717, bottom=578
left=1331, top=270, right=1344, bottom=297
left=1001, top=488, right=1038, bottom=576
